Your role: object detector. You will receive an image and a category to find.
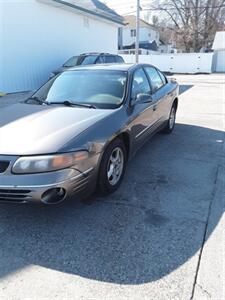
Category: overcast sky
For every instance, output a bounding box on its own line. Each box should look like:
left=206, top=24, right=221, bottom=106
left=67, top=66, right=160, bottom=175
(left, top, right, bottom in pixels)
left=103, top=0, right=153, bottom=15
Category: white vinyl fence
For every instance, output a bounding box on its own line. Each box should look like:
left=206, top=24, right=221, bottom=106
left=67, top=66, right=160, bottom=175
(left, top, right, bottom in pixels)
left=121, top=53, right=213, bottom=74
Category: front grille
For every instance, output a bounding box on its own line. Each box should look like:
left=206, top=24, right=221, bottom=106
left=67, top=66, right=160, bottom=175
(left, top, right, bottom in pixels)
left=0, top=189, right=32, bottom=203
left=0, top=161, right=10, bottom=173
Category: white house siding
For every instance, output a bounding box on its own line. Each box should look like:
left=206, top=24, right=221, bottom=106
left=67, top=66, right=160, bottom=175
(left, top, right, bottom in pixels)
left=122, top=27, right=159, bottom=47
left=0, top=0, right=119, bottom=93
left=213, top=50, right=225, bottom=72
left=212, top=32, right=225, bottom=73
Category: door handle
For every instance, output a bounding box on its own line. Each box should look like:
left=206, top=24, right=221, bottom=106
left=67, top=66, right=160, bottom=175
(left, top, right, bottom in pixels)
left=153, top=105, right=157, bottom=111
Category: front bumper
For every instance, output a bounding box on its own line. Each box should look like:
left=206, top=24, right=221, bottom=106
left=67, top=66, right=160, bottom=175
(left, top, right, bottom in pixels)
left=0, top=164, right=96, bottom=204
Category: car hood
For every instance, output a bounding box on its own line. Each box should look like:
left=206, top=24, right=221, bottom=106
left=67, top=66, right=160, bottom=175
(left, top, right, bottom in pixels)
left=0, top=103, right=113, bottom=155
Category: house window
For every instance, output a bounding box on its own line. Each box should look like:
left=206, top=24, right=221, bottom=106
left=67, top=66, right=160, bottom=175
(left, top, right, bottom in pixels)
left=131, top=29, right=136, bottom=37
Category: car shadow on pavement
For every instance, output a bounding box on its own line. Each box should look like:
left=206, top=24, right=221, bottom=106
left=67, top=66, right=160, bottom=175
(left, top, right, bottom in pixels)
left=0, top=123, right=224, bottom=284
left=179, top=85, right=194, bottom=95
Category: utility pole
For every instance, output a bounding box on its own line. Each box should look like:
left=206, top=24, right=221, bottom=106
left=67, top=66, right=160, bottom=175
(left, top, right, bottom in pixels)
left=135, top=0, right=140, bottom=63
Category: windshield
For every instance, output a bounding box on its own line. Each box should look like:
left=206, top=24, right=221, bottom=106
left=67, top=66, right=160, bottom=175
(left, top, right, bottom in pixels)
left=32, top=70, right=127, bottom=109
left=63, top=56, right=79, bottom=67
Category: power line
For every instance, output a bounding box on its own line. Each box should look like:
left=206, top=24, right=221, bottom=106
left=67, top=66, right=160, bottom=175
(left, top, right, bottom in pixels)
left=140, top=5, right=225, bottom=11
left=122, top=5, right=225, bottom=15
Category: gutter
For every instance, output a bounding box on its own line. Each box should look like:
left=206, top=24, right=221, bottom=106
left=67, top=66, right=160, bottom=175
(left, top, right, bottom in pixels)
left=52, top=0, right=126, bottom=26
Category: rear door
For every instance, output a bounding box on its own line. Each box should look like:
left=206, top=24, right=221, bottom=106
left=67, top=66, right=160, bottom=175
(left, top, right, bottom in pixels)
left=144, top=66, right=169, bottom=124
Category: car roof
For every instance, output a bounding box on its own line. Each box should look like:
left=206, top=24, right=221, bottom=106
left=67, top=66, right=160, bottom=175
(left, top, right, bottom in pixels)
left=68, top=63, right=141, bottom=72
left=80, top=53, right=121, bottom=56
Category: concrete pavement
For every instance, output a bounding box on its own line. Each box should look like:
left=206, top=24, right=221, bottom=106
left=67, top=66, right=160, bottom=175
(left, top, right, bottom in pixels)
left=0, top=74, right=224, bottom=300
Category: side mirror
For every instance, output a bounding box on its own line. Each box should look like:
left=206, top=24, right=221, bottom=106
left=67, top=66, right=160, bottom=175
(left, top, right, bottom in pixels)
left=131, top=93, right=153, bottom=106
left=169, top=77, right=177, bottom=83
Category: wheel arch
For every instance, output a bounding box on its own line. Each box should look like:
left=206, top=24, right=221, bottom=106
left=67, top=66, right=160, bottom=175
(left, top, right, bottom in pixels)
left=116, top=131, right=130, bottom=160
left=96, top=131, right=130, bottom=195
left=100, top=130, right=131, bottom=163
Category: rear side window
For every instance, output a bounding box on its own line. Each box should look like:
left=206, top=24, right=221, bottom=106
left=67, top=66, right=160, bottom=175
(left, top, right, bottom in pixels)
left=131, top=68, right=151, bottom=99
left=116, top=56, right=124, bottom=63
left=144, top=67, right=164, bottom=92
left=104, top=55, right=116, bottom=63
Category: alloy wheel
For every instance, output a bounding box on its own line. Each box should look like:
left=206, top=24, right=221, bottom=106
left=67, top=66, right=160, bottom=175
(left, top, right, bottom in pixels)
left=107, top=147, right=124, bottom=186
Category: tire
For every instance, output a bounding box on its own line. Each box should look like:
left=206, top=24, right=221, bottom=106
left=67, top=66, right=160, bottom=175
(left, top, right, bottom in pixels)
left=97, top=138, right=127, bottom=196
left=162, top=103, right=177, bottom=134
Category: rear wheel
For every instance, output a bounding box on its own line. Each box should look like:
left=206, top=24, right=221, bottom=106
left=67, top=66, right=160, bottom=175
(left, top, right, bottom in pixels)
left=162, top=104, right=177, bottom=134
left=97, top=138, right=126, bottom=195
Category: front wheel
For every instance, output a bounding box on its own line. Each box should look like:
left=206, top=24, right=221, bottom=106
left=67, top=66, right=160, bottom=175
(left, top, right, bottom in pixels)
left=162, top=104, right=177, bottom=134
left=97, top=138, right=126, bottom=196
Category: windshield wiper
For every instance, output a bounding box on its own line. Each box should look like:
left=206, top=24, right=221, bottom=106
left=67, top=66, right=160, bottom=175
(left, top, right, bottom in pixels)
left=26, top=96, right=49, bottom=105
left=49, top=100, right=96, bottom=109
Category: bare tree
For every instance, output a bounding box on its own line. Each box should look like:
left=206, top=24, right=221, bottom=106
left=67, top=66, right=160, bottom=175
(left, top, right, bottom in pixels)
left=150, top=0, right=225, bottom=52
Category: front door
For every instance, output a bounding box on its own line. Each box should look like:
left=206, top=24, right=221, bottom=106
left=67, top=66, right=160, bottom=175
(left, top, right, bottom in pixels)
left=128, top=67, right=158, bottom=151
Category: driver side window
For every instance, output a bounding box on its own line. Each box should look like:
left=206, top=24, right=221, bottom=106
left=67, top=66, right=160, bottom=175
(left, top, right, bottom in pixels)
left=131, top=68, right=151, bottom=100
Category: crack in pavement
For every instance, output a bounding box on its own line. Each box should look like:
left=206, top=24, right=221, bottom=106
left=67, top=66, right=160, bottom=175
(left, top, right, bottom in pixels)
left=195, top=283, right=212, bottom=299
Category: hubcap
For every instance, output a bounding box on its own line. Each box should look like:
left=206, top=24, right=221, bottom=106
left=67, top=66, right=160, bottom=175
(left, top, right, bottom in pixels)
left=107, top=147, right=124, bottom=186
left=169, top=107, right=175, bottom=129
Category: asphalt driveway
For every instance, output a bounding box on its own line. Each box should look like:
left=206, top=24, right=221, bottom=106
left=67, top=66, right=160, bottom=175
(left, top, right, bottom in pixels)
left=0, top=74, right=224, bottom=300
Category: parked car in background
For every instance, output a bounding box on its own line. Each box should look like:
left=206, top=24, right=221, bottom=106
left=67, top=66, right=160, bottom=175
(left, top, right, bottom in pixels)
left=0, top=63, right=178, bottom=205
left=50, top=53, right=125, bottom=78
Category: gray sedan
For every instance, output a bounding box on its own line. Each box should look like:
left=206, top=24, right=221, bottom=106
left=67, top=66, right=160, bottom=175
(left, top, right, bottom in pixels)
left=0, top=64, right=179, bottom=204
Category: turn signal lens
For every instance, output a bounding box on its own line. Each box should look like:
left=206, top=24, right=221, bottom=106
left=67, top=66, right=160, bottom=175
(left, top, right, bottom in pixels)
left=52, top=155, right=73, bottom=168
left=73, top=151, right=88, bottom=161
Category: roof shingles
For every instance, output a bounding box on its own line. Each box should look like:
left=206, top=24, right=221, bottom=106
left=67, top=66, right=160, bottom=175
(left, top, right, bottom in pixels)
left=51, top=0, right=125, bottom=25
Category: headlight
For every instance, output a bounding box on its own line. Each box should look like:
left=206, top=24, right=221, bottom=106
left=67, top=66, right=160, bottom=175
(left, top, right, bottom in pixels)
left=12, top=151, right=88, bottom=174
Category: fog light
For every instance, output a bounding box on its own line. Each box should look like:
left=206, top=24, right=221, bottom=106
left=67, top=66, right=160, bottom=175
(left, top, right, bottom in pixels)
left=41, top=188, right=66, bottom=204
